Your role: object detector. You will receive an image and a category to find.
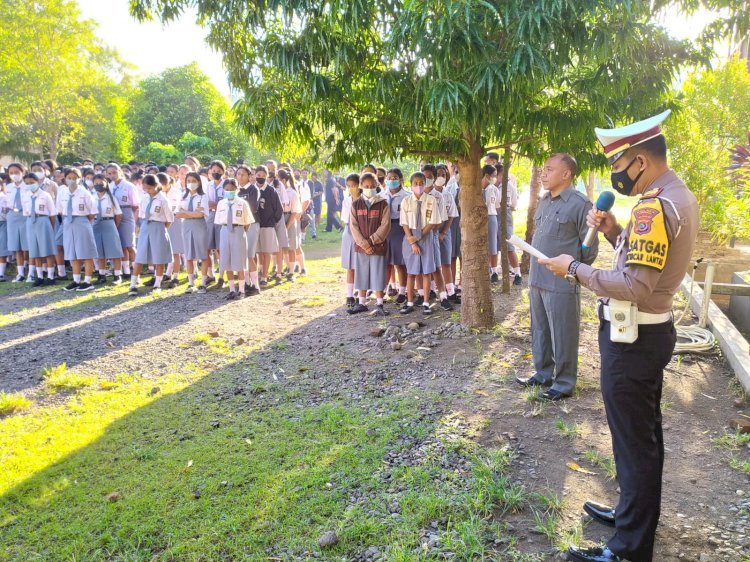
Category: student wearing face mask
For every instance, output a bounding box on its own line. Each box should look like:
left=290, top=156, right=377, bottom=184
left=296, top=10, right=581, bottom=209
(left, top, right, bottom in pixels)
left=30, top=161, right=58, bottom=202
left=482, top=164, right=501, bottom=283
left=22, top=172, right=57, bottom=286
left=433, top=165, right=461, bottom=304
left=278, top=169, right=302, bottom=282
left=236, top=165, right=261, bottom=295
left=91, top=174, right=124, bottom=285
left=207, top=160, right=227, bottom=287
left=347, top=172, right=391, bottom=316
left=383, top=168, right=409, bottom=305
left=340, top=173, right=360, bottom=310
left=215, top=178, right=254, bottom=299
left=271, top=170, right=290, bottom=283
left=254, top=166, right=283, bottom=286
left=5, top=163, right=30, bottom=282
left=422, top=165, right=455, bottom=311
left=57, top=168, right=98, bottom=292
left=128, top=174, right=174, bottom=296
left=176, top=172, right=211, bottom=294
left=106, top=163, right=139, bottom=279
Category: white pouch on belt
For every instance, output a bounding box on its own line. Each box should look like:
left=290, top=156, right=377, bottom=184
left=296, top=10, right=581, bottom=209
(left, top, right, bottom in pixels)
left=608, top=299, right=639, bottom=343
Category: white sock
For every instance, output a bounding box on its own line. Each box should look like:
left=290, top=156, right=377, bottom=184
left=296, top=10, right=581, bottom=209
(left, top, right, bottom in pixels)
left=229, top=280, right=236, bottom=292
left=154, top=274, right=162, bottom=288
left=376, top=297, right=383, bottom=306
left=28, top=265, right=36, bottom=278
left=440, top=291, right=447, bottom=301
left=514, top=267, right=521, bottom=275
left=358, top=295, right=366, bottom=305
left=73, top=274, right=81, bottom=283
left=47, top=267, right=55, bottom=278
left=57, top=265, right=65, bottom=276
left=166, top=262, right=174, bottom=277
left=288, top=262, right=296, bottom=274
left=250, top=271, right=259, bottom=288
left=99, top=269, right=107, bottom=275
left=446, top=283, right=455, bottom=295
left=423, top=303, right=430, bottom=310
left=0, top=263, right=6, bottom=275
left=17, top=265, right=25, bottom=277
left=130, top=276, right=137, bottom=288
left=431, top=280, right=437, bottom=292
left=115, top=269, right=122, bottom=276
left=239, top=281, right=245, bottom=293
left=188, top=273, right=195, bottom=285
left=123, top=261, right=131, bottom=274
left=491, top=267, right=497, bottom=274
left=346, top=283, right=355, bottom=298
left=418, top=289, right=424, bottom=296
left=407, top=301, right=414, bottom=307
left=399, top=286, right=406, bottom=295
left=84, top=275, right=91, bottom=284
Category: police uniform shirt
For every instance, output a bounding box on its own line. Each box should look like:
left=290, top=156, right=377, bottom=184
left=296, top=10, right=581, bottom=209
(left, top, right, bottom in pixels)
left=57, top=186, right=96, bottom=217
left=384, top=188, right=410, bottom=220
left=484, top=185, right=500, bottom=215
left=180, top=193, right=210, bottom=219
left=529, top=186, right=597, bottom=293
left=22, top=190, right=56, bottom=217
left=575, top=169, right=698, bottom=314
left=94, top=194, right=123, bottom=218
left=138, top=192, right=174, bottom=223
left=215, top=198, right=253, bottom=227
left=399, top=192, right=443, bottom=229
left=284, top=187, right=302, bottom=214
left=112, top=179, right=139, bottom=208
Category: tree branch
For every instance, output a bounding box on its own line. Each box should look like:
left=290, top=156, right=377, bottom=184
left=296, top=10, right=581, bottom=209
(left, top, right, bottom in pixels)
left=406, top=148, right=454, bottom=158
left=483, top=136, right=540, bottom=152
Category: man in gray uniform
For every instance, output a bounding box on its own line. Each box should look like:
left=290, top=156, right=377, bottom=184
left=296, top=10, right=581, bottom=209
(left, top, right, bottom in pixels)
left=516, top=153, right=598, bottom=401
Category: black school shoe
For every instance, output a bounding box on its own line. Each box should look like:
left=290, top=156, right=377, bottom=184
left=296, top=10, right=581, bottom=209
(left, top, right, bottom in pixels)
left=33, top=277, right=45, bottom=287
left=94, top=274, right=107, bottom=285
left=247, top=285, right=260, bottom=296
left=395, top=294, right=407, bottom=305
left=490, top=272, right=499, bottom=283
left=440, top=298, right=454, bottom=311
left=127, top=287, right=140, bottom=297
left=43, top=277, right=55, bottom=286
left=448, top=293, right=461, bottom=304
left=422, top=305, right=433, bottom=316
left=567, top=545, right=622, bottom=562
left=513, top=274, right=523, bottom=286
left=345, top=297, right=356, bottom=310
left=414, top=295, right=424, bottom=306
left=226, top=291, right=238, bottom=300
left=373, top=304, right=390, bottom=316
left=347, top=303, right=368, bottom=314
left=399, top=305, right=415, bottom=315
left=63, top=281, right=79, bottom=292
left=76, top=282, right=95, bottom=292
left=144, top=277, right=156, bottom=287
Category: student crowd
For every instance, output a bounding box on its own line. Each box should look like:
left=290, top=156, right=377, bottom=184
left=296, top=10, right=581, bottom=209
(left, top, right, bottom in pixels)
left=0, top=153, right=521, bottom=308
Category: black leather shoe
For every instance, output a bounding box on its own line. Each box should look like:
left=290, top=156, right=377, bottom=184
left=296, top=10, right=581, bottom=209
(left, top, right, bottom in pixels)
left=584, top=501, right=616, bottom=527
left=540, top=388, right=570, bottom=401
left=567, top=545, right=622, bottom=562
left=515, top=376, right=550, bottom=388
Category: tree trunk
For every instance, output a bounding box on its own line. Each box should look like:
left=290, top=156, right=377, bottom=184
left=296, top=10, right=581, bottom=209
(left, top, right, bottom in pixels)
left=521, top=165, right=543, bottom=274
left=585, top=171, right=595, bottom=201
left=498, top=146, right=511, bottom=293
left=458, top=135, right=495, bottom=328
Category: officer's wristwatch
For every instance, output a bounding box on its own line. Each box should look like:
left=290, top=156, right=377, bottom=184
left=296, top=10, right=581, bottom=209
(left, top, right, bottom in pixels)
left=565, top=260, right=581, bottom=285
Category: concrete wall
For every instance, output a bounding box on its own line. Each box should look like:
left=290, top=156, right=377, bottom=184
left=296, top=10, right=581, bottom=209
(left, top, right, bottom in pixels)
left=729, top=272, right=750, bottom=335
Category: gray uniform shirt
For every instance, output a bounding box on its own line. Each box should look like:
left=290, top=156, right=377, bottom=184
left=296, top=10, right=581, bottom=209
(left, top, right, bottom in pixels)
left=529, top=186, right=598, bottom=293
left=576, top=169, right=699, bottom=314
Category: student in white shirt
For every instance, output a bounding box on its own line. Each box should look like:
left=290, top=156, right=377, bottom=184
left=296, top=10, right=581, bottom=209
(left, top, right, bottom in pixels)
left=482, top=164, right=501, bottom=283
left=159, top=172, right=184, bottom=288
left=215, top=178, right=253, bottom=299
left=57, top=168, right=98, bottom=292
left=340, top=174, right=360, bottom=310
left=278, top=168, right=302, bottom=282
left=495, top=163, right=523, bottom=285
left=106, top=163, right=139, bottom=278
left=128, top=174, right=174, bottom=296
left=22, top=173, right=57, bottom=286
left=5, top=162, right=30, bottom=282
left=0, top=184, right=9, bottom=281
left=383, top=168, right=410, bottom=304
left=422, top=164, right=455, bottom=312
left=91, top=174, right=124, bottom=285
left=175, top=172, right=211, bottom=294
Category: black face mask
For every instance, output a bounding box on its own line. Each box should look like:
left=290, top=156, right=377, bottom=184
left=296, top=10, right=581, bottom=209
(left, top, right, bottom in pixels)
left=94, top=185, right=106, bottom=192
left=212, top=172, right=223, bottom=181
left=611, top=157, right=644, bottom=196
left=257, top=177, right=266, bottom=185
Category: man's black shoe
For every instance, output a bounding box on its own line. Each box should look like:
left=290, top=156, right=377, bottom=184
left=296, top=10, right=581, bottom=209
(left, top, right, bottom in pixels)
left=567, top=545, right=622, bottom=562
left=515, top=376, right=550, bottom=388
left=540, top=388, right=570, bottom=401
left=583, top=501, right=616, bottom=527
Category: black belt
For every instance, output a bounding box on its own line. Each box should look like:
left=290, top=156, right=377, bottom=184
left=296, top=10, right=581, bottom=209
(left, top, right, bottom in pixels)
left=99, top=217, right=114, bottom=221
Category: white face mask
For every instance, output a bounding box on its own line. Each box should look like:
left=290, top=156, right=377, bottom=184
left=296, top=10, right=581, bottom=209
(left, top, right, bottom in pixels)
left=435, top=177, right=446, bottom=187
left=26, top=183, right=39, bottom=192
left=66, top=179, right=77, bottom=188
left=425, top=178, right=434, bottom=188
left=363, top=188, right=378, bottom=199
left=187, top=182, right=200, bottom=192
left=10, top=173, right=22, bottom=183
left=85, top=179, right=94, bottom=188
left=33, top=171, right=45, bottom=181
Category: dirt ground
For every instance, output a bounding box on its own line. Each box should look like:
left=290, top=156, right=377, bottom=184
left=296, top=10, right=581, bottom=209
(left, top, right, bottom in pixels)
left=2, top=238, right=749, bottom=561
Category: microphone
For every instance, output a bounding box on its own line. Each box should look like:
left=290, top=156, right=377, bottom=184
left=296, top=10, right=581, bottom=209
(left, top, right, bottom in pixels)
left=583, top=191, right=615, bottom=249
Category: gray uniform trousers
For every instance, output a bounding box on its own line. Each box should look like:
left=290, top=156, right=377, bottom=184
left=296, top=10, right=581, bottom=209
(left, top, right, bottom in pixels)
left=529, top=285, right=581, bottom=394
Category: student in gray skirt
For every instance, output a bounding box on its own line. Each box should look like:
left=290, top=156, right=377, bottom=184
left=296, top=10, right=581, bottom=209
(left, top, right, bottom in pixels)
left=348, top=172, right=391, bottom=316
left=215, top=178, right=254, bottom=300
left=481, top=164, right=501, bottom=283
left=128, top=174, right=174, bottom=296
left=254, top=166, right=283, bottom=286
left=91, top=174, right=124, bottom=285
left=176, top=172, right=211, bottom=294
left=0, top=185, right=9, bottom=281
left=237, top=165, right=261, bottom=296
left=340, top=173, right=360, bottom=309
left=106, top=163, right=139, bottom=279
left=6, top=163, right=30, bottom=283
left=278, top=168, right=302, bottom=282
left=159, top=172, right=183, bottom=288
left=22, top=173, right=57, bottom=287
left=57, top=168, right=98, bottom=292
left=207, top=160, right=227, bottom=288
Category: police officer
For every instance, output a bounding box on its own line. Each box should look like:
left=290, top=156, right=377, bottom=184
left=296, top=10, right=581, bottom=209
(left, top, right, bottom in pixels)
left=517, top=153, right=598, bottom=401
left=540, top=110, right=699, bottom=562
